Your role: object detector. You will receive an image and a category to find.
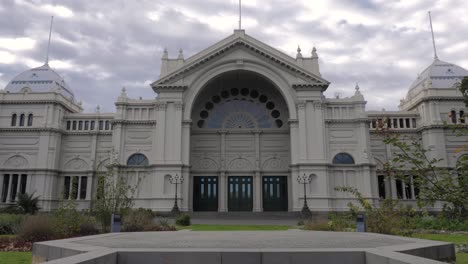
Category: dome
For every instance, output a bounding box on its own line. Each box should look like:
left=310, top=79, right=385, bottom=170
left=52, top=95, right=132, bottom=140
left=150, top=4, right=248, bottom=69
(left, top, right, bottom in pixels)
left=406, top=58, right=468, bottom=100
left=4, top=63, right=75, bottom=100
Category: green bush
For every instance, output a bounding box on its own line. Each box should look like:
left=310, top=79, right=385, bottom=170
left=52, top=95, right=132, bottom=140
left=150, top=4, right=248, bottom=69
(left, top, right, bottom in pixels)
left=414, top=215, right=468, bottom=231
left=175, top=214, right=191, bottom=226
left=122, top=209, right=176, bottom=232
left=53, top=200, right=87, bottom=237
left=327, top=213, right=356, bottom=232
left=303, top=220, right=330, bottom=231
left=0, top=214, right=24, bottom=235
left=18, top=215, right=57, bottom=242
left=78, top=221, right=100, bottom=236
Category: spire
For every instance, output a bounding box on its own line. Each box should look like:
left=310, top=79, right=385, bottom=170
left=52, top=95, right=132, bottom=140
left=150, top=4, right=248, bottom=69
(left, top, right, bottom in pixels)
left=178, top=49, right=184, bottom=60
left=311, top=47, right=318, bottom=59
left=296, top=45, right=303, bottom=59
left=355, top=83, right=360, bottom=91
left=162, top=47, right=168, bottom=59
left=45, top=16, right=54, bottom=65
left=238, top=0, right=242, bottom=30
left=428, top=11, right=438, bottom=60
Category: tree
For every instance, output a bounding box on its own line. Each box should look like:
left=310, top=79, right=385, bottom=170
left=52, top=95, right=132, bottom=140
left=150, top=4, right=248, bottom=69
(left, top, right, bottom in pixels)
left=377, top=127, right=468, bottom=218
left=16, top=192, right=40, bottom=214
left=459, top=76, right=468, bottom=107
left=91, top=165, right=142, bottom=232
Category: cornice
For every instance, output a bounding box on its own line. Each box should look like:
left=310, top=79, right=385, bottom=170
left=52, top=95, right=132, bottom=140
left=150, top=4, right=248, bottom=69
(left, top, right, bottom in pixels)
left=325, top=118, right=370, bottom=124
left=152, top=40, right=329, bottom=88
left=152, top=85, right=188, bottom=93
left=112, top=120, right=157, bottom=125
left=0, top=99, right=81, bottom=112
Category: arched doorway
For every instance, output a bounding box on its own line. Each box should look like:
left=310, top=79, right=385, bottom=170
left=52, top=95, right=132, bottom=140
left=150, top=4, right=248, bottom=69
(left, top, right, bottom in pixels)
left=190, top=70, right=291, bottom=212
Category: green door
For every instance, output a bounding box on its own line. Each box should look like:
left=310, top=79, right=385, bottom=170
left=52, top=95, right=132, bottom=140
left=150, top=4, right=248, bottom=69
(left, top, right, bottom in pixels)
left=263, top=176, right=288, bottom=211
left=193, top=176, right=218, bottom=211
left=228, top=176, right=253, bottom=211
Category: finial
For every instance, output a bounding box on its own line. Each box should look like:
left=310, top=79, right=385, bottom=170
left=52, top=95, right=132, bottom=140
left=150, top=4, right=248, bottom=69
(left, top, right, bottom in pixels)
left=121, top=86, right=127, bottom=97
left=238, top=0, right=242, bottom=30
left=296, top=45, right=303, bottom=59
left=78, top=100, right=82, bottom=106
left=428, top=11, right=438, bottom=60
left=355, top=83, right=360, bottom=91
left=178, top=49, right=184, bottom=60
left=45, top=16, right=54, bottom=65
left=96, top=105, right=100, bottom=113
left=312, top=47, right=318, bottom=59
left=162, top=47, right=168, bottom=59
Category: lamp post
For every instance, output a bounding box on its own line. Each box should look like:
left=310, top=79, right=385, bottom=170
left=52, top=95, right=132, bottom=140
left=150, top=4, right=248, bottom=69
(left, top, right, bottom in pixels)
left=297, top=173, right=312, bottom=218
left=169, top=174, right=184, bottom=215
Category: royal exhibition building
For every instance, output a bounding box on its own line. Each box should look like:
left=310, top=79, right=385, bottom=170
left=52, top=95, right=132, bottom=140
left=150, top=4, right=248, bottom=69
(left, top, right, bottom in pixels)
left=0, top=28, right=467, bottom=214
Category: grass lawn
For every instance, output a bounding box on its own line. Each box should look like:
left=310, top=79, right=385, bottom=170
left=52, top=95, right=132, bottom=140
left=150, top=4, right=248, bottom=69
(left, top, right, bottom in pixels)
left=177, top=224, right=292, bottom=231
left=412, top=233, right=468, bottom=264
left=412, top=233, right=468, bottom=244
left=0, top=251, right=31, bottom=264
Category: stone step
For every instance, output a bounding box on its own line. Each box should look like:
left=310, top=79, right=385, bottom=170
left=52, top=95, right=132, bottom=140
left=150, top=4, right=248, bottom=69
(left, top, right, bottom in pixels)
left=188, top=211, right=302, bottom=219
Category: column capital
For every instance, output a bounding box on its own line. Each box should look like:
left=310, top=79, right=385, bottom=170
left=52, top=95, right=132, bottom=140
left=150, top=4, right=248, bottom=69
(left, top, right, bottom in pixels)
left=297, top=100, right=306, bottom=109
left=155, top=102, right=167, bottom=111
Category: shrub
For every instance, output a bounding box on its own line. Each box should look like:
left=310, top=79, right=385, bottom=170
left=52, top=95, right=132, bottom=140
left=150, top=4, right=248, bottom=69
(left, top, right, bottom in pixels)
left=0, top=214, right=24, bottom=235
left=16, top=192, right=40, bottom=214
left=18, top=215, right=56, bottom=242
left=303, top=220, right=330, bottom=231
left=122, top=209, right=176, bottom=232
left=175, top=214, right=191, bottom=226
left=122, top=209, right=155, bottom=232
left=79, top=221, right=100, bottom=236
left=327, top=213, right=355, bottom=232
left=53, top=200, right=86, bottom=237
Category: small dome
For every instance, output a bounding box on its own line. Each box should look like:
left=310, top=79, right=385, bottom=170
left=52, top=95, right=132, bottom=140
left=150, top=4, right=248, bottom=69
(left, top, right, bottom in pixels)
left=4, top=63, right=74, bottom=100
left=406, top=58, right=468, bottom=100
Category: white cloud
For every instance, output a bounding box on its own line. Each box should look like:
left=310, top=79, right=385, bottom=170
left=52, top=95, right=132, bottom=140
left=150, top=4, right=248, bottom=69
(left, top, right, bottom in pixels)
left=0, top=51, right=16, bottom=64
left=39, top=4, right=74, bottom=18
left=0, top=37, right=36, bottom=51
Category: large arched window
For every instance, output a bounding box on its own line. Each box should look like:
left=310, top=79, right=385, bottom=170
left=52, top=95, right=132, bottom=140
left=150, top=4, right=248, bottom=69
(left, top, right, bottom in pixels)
left=127, top=154, right=149, bottom=166
left=11, top=114, right=17, bottom=126
left=332, top=153, right=355, bottom=165
left=27, top=114, right=33, bottom=126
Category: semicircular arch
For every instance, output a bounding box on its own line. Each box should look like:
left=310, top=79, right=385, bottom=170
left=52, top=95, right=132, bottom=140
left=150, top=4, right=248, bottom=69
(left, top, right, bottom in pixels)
left=184, top=60, right=297, bottom=120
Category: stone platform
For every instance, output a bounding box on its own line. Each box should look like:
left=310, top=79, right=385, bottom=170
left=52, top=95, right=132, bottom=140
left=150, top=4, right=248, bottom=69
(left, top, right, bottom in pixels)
left=33, top=231, right=455, bottom=264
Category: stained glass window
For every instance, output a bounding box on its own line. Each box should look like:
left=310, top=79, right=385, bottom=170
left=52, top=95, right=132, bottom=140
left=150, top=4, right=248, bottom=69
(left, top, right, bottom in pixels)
left=332, top=153, right=355, bottom=165
left=127, top=154, right=149, bottom=166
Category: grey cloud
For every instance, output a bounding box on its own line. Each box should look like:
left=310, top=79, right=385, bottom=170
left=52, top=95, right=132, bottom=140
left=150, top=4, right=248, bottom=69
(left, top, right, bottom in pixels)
left=0, top=0, right=467, bottom=112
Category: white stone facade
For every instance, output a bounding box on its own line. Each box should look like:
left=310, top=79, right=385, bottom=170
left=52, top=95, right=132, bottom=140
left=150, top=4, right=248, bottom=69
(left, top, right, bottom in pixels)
left=0, top=30, right=467, bottom=212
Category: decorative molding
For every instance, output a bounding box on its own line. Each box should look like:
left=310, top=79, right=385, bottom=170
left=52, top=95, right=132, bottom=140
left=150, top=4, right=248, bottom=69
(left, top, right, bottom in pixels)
left=313, top=101, right=323, bottom=110
left=175, top=102, right=184, bottom=110
left=3, top=155, right=29, bottom=169
left=296, top=101, right=306, bottom=109
left=154, top=102, right=167, bottom=111
left=152, top=40, right=329, bottom=87
left=228, top=157, right=253, bottom=171
left=153, top=85, right=188, bottom=93
left=64, top=158, right=88, bottom=171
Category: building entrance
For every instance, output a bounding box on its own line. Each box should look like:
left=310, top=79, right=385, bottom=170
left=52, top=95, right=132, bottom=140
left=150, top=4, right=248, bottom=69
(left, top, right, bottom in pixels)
left=193, top=176, right=218, bottom=211
left=228, top=176, right=253, bottom=211
left=262, top=176, right=288, bottom=211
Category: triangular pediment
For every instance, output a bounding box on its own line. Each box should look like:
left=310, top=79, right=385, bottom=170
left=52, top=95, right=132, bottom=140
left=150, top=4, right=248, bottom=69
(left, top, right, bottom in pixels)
left=152, top=30, right=330, bottom=89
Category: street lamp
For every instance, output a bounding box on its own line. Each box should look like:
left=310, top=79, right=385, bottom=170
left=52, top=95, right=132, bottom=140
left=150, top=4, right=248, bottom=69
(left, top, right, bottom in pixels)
left=169, top=173, right=184, bottom=215
left=297, top=173, right=312, bottom=218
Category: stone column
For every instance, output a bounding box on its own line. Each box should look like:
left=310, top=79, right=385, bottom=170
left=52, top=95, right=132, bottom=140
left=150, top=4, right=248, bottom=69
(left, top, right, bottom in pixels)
left=154, top=102, right=167, bottom=162
left=218, top=172, right=227, bottom=212
left=289, top=119, right=299, bottom=164
left=253, top=171, right=262, bottom=212
left=218, top=130, right=227, bottom=212
left=173, top=102, right=184, bottom=161
left=297, top=101, right=307, bottom=161
left=181, top=120, right=192, bottom=165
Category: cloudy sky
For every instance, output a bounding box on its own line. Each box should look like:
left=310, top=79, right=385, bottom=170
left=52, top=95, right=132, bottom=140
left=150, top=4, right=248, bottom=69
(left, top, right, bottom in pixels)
left=0, top=0, right=467, bottom=112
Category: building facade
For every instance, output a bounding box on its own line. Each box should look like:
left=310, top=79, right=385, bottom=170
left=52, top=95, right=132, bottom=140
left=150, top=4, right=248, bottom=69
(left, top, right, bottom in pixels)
left=0, top=30, right=467, bottom=212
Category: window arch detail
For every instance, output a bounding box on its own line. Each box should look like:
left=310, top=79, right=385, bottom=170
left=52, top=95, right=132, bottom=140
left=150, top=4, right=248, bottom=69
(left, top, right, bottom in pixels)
left=27, top=114, right=33, bottom=126
left=11, top=114, right=17, bottom=126
left=19, top=114, right=25, bottom=126
left=127, top=154, right=149, bottom=166
left=332, top=153, right=355, bottom=165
